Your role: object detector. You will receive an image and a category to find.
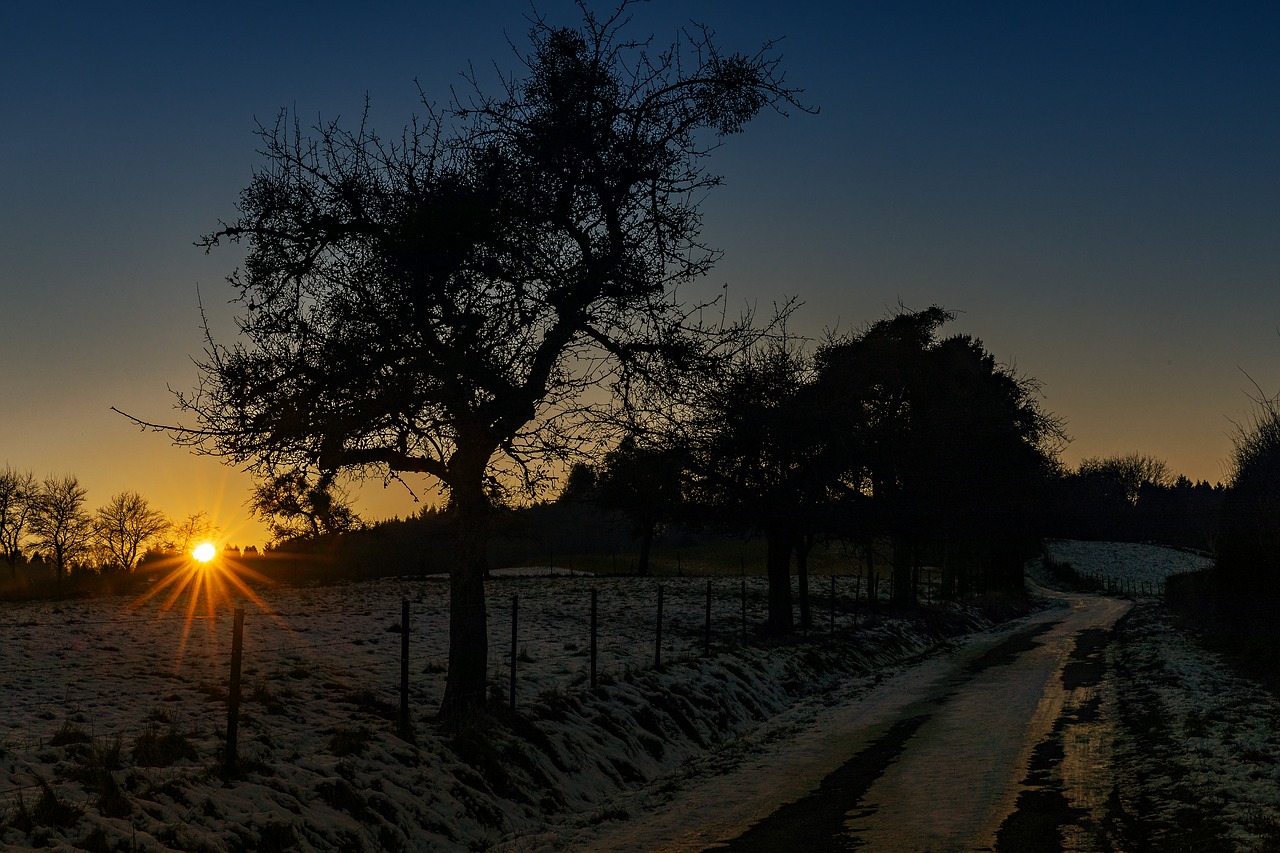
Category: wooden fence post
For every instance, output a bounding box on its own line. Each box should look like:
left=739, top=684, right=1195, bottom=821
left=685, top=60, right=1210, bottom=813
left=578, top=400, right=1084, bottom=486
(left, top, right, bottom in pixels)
left=510, top=594, right=518, bottom=713
left=398, top=599, right=410, bottom=738
left=590, top=589, right=598, bottom=689
left=853, top=573, right=862, bottom=628
left=655, top=584, right=664, bottom=669
left=223, top=608, right=244, bottom=776
left=704, top=580, right=712, bottom=656
left=830, top=575, right=836, bottom=634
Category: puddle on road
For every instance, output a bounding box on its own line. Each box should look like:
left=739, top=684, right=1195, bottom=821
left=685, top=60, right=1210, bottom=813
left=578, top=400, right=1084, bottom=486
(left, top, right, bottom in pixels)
left=707, top=620, right=1072, bottom=852
left=697, top=594, right=1130, bottom=853
left=996, top=624, right=1121, bottom=852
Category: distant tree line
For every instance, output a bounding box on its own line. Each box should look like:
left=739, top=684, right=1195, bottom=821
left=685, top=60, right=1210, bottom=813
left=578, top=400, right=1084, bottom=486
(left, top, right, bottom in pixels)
left=0, top=466, right=338, bottom=598
left=0, top=469, right=178, bottom=595
left=1050, top=452, right=1223, bottom=550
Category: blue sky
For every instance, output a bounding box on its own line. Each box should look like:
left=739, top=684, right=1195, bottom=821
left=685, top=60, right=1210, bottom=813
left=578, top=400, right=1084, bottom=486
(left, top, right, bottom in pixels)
left=2, top=1, right=1277, bottom=546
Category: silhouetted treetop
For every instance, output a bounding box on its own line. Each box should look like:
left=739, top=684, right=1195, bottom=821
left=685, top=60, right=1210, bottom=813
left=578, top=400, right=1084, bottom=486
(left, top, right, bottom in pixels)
left=122, top=0, right=806, bottom=717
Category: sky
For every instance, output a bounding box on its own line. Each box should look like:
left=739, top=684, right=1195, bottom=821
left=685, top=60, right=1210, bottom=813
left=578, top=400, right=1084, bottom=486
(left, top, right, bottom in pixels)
left=2, top=1, right=1277, bottom=548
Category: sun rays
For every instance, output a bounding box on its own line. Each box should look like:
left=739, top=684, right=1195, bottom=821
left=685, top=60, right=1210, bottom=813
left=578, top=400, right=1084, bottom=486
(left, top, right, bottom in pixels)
left=129, top=541, right=288, bottom=671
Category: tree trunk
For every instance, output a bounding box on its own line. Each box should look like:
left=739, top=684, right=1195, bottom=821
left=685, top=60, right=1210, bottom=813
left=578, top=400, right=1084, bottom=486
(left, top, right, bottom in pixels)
left=863, top=539, right=876, bottom=609
left=892, top=537, right=914, bottom=607
left=637, top=522, right=654, bottom=576
left=439, top=447, right=494, bottom=720
left=956, top=544, right=972, bottom=599
left=941, top=540, right=957, bottom=601
left=765, top=528, right=794, bottom=635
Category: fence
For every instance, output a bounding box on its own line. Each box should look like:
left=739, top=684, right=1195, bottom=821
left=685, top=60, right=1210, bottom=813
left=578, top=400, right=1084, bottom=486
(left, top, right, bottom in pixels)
left=0, top=567, right=955, bottom=800
left=1064, top=568, right=1166, bottom=599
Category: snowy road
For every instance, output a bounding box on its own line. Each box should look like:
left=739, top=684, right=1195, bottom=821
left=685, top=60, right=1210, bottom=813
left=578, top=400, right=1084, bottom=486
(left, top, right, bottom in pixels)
left=570, top=584, right=1130, bottom=852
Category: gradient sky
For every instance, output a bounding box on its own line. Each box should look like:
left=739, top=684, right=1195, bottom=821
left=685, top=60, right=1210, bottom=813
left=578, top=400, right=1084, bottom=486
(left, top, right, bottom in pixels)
left=3, top=1, right=1277, bottom=548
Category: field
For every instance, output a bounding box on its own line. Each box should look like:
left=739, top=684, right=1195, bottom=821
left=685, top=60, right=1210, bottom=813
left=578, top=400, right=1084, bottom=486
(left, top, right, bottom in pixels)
left=4, top=541, right=1278, bottom=851
left=0, top=559, right=971, bottom=852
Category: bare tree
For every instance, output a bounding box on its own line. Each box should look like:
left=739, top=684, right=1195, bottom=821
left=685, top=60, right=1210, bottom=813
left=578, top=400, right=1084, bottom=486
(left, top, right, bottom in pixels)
left=592, top=435, right=687, bottom=576
left=0, top=466, right=36, bottom=577
left=30, top=475, right=93, bottom=594
left=121, top=2, right=806, bottom=717
left=94, top=491, right=171, bottom=572
left=167, top=511, right=219, bottom=556
left=1077, top=453, right=1172, bottom=506
left=684, top=333, right=823, bottom=635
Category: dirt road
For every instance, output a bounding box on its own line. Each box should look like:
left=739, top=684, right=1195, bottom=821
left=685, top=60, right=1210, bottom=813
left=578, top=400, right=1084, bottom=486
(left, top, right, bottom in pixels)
left=574, top=585, right=1130, bottom=852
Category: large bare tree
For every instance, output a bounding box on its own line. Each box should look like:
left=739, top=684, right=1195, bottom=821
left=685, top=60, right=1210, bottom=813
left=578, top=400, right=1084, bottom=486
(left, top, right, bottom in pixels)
left=122, top=3, right=806, bottom=717
left=94, top=491, right=170, bottom=572
left=684, top=333, right=824, bottom=635
left=30, top=475, right=93, bottom=594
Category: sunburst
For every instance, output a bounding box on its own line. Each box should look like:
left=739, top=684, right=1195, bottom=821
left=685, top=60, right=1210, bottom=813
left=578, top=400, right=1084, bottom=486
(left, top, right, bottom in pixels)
left=130, top=539, right=287, bottom=670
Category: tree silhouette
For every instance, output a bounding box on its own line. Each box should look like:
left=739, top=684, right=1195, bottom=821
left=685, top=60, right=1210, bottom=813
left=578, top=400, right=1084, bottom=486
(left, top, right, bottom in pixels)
left=250, top=471, right=362, bottom=546
left=123, top=3, right=805, bottom=717
left=904, top=334, right=1063, bottom=596
left=814, top=308, right=1062, bottom=604
left=94, top=491, right=170, bottom=572
left=0, top=466, right=36, bottom=578
left=167, top=511, right=219, bottom=556
left=556, top=462, right=598, bottom=504
left=1056, top=453, right=1173, bottom=541
left=686, top=333, right=837, bottom=634
left=30, top=475, right=92, bottom=594
left=592, top=435, right=686, bottom=576
left=1077, top=453, right=1172, bottom=505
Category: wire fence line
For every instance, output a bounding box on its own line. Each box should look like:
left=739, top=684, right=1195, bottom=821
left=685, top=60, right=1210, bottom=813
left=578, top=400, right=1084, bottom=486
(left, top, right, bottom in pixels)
left=1, top=570, right=943, bottom=797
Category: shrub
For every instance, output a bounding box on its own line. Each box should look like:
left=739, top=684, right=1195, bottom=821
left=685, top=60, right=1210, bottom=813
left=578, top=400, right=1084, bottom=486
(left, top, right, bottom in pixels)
left=1218, top=397, right=1280, bottom=598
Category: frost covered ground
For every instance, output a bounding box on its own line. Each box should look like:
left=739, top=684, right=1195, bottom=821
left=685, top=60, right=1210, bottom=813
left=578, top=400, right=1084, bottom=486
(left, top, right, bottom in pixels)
left=1039, top=538, right=1212, bottom=594
left=0, top=566, right=992, bottom=852
left=2, top=542, right=1278, bottom=851
left=1037, top=540, right=1280, bottom=850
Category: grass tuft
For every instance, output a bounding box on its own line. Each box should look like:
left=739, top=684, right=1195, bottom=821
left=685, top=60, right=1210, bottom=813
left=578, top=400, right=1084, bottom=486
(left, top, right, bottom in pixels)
left=328, top=726, right=374, bottom=758
left=132, top=722, right=199, bottom=767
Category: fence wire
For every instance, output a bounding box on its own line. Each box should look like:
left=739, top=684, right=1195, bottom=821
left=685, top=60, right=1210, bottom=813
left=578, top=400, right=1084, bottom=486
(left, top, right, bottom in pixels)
left=1, top=570, right=961, bottom=799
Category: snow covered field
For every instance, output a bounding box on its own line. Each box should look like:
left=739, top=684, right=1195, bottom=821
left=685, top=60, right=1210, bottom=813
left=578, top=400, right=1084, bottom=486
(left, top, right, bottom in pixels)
left=0, top=568, right=984, bottom=851
left=1040, top=539, right=1212, bottom=593
left=2, top=541, right=1277, bottom=851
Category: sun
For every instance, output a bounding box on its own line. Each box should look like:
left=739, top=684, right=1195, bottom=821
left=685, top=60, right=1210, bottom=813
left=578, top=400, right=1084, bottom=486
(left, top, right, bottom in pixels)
left=128, top=518, right=286, bottom=675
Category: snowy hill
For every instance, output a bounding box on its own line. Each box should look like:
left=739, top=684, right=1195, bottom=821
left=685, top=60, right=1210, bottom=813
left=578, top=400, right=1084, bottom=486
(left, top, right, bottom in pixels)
left=8, top=541, right=1278, bottom=851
